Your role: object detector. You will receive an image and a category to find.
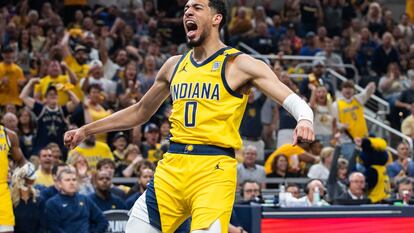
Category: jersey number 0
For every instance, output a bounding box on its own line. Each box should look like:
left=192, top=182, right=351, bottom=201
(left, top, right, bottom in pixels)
left=184, top=101, right=197, bottom=127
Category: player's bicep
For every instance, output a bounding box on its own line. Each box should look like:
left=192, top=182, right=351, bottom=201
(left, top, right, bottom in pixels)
left=7, top=130, right=25, bottom=166
left=240, top=57, right=293, bottom=105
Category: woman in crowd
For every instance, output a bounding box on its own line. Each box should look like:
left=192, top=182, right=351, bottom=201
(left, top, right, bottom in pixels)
left=267, top=154, right=298, bottom=189
left=66, top=152, right=94, bottom=195
left=11, top=163, right=43, bottom=233
left=17, top=107, right=36, bottom=158
left=118, top=144, right=144, bottom=177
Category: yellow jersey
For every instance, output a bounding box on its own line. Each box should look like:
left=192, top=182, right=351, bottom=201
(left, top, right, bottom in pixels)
left=337, top=98, right=368, bottom=139
left=68, top=141, right=114, bottom=169
left=88, top=107, right=111, bottom=143
left=34, top=75, right=71, bottom=106
left=0, top=62, right=25, bottom=106
left=368, top=165, right=391, bottom=203
left=64, top=54, right=89, bottom=100
left=169, top=47, right=248, bottom=149
left=0, top=125, right=11, bottom=184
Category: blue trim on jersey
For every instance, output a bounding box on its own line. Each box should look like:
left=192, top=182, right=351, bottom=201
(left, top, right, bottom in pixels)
left=168, top=142, right=235, bottom=157
left=221, top=52, right=243, bottom=98
left=146, top=179, right=162, bottom=231
left=169, top=51, right=189, bottom=87
left=189, top=46, right=231, bottom=67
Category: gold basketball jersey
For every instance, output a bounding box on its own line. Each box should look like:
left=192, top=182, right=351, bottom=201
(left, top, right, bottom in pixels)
left=169, top=47, right=248, bottom=149
left=337, top=98, right=368, bottom=139
left=0, top=125, right=11, bottom=183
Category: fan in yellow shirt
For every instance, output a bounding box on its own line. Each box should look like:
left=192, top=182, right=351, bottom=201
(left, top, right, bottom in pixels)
left=68, top=135, right=114, bottom=170
left=265, top=142, right=319, bottom=175
left=0, top=46, right=26, bottom=106
left=34, top=147, right=54, bottom=187
left=34, top=60, right=77, bottom=106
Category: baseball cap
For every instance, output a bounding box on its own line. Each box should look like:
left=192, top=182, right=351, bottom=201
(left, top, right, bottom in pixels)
left=306, top=31, right=316, bottom=38
left=113, top=132, right=127, bottom=141
left=144, top=123, right=159, bottom=133
left=312, top=59, right=325, bottom=67
left=74, top=44, right=89, bottom=53
left=1, top=45, right=14, bottom=53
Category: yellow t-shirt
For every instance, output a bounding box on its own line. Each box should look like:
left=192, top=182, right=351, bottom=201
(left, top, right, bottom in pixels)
left=34, top=75, right=71, bottom=106
left=34, top=169, right=54, bottom=187
left=64, top=54, right=89, bottom=100
left=337, top=98, right=368, bottom=139
left=264, top=144, right=305, bottom=174
left=68, top=141, right=114, bottom=169
left=88, top=106, right=111, bottom=143
left=0, top=62, right=25, bottom=106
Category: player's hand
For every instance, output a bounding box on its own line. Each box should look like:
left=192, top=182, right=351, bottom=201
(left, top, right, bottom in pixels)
left=293, top=119, right=314, bottom=145
left=64, top=128, right=87, bottom=150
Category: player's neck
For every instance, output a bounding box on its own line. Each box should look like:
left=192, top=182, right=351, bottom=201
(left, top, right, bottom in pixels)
left=192, top=37, right=226, bottom=63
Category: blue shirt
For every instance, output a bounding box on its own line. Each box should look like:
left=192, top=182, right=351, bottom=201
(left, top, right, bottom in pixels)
left=125, top=192, right=143, bottom=210
left=14, top=196, right=45, bottom=233
left=40, top=186, right=59, bottom=201
left=88, top=192, right=127, bottom=212
left=45, top=193, right=108, bottom=233
left=387, top=160, right=414, bottom=179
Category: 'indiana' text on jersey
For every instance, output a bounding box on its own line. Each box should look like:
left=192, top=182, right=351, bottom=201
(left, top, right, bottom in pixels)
left=169, top=47, right=248, bottom=149
left=0, top=125, right=11, bottom=183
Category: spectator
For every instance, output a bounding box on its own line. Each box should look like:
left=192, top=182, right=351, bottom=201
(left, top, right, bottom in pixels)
left=300, top=60, right=335, bottom=101
left=137, top=55, right=158, bottom=95
left=240, top=89, right=266, bottom=161
left=285, top=22, right=302, bottom=54
left=299, top=31, right=321, bottom=56
left=83, top=84, right=113, bottom=143
left=308, top=147, right=334, bottom=182
left=238, top=180, right=262, bottom=204
left=365, top=2, right=386, bottom=37
left=80, top=60, right=117, bottom=104
left=398, top=13, right=414, bottom=42
left=0, top=45, right=26, bottom=106
left=286, top=183, right=301, bottom=199
left=335, top=172, right=371, bottom=203
left=119, top=144, right=143, bottom=178
left=315, top=38, right=345, bottom=74
left=396, top=78, right=414, bottom=117
left=332, top=80, right=376, bottom=159
left=34, top=147, right=55, bottom=187
left=89, top=170, right=126, bottom=212
left=287, top=179, right=329, bottom=207
left=391, top=177, right=414, bottom=204
left=401, top=103, right=414, bottom=139
left=112, top=132, right=129, bottom=163
left=356, top=27, right=378, bottom=76
left=118, top=61, right=143, bottom=108
left=45, top=168, right=108, bottom=233
left=68, top=134, right=114, bottom=170
left=34, top=60, right=77, bottom=106
left=379, top=63, right=409, bottom=106
left=251, top=5, right=273, bottom=28
left=269, top=14, right=287, bottom=40
left=140, top=123, right=164, bottom=163
left=125, top=168, right=154, bottom=209
left=265, top=142, right=319, bottom=176
left=309, top=86, right=336, bottom=147
left=387, top=141, right=414, bottom=179
left=237, top=145, right=266, bottom=188
left=228, top=7, right=253, bottom=45
left=60, top=32, right=90, bottom=82
left=20, top=79, right=79, bottom=155
left=323, top=0, right=344, bottom=37
left=96, top=159, right=127, bottom=200
left=299, top=0, right=323, bottom=35
left=39, top=163, right=70, bottom=201
left=159, top=119, right=171, bottom=145
left=47, top=142, right=63, bottom=164
left=11, top=162, right=44, bottom=233
left=17, top=108, right=36, bottom=158
left=267, top=154, right=298, bottom=189
left=2, top=112, right=19, bottom=134
left=67, top=152, right=94, bottom=196
left=249, top=21, right=276, bottom=54
left=372, top=32, right=400, bottom=76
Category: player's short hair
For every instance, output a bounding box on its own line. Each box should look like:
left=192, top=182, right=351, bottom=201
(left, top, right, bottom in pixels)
left=209, top=0, right=227, bottom=30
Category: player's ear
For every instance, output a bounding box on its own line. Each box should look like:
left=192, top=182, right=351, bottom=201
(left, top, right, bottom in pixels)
left=212, top=13, right=222, bottom=28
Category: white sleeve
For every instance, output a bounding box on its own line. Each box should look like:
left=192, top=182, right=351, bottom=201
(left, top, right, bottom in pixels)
left=282, top=93, right=314, bottom=124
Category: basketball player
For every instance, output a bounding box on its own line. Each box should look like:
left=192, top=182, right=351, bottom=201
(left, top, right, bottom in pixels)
left=0, top=125, right=26, bottom=233
left=64, top=0, right=315, bottom=232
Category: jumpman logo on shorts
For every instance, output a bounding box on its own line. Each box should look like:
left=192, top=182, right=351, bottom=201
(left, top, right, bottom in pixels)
left=214, top=162, right=224, bottom=171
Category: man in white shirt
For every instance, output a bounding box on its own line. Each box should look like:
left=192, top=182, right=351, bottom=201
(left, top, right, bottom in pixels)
left=307, top=147, right=334, bottom=182
left=80, top=60, right=117, bottom=102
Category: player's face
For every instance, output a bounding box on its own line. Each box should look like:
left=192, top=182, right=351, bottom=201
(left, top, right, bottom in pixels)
left=183, top=0, right=214, bottom=47
left=58, top=173, right=78, bottom=195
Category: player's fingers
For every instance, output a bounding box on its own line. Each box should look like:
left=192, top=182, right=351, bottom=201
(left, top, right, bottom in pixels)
left=292, top=128, right=298, bottom=146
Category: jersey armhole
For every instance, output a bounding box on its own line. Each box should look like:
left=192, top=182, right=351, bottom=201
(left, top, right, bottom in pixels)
left=4, top=128, right=11, bottom=150
left=168, top=51, right=189, bottom=87
left=221, top=52, right=243, bottom=99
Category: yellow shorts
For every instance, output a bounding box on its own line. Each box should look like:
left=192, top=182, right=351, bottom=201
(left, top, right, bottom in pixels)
left=146, top=143, right=237, bottom=233
left=0, top=183, right=14, bottom=226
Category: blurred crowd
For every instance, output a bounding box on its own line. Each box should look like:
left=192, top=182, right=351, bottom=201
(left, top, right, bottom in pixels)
left=0, top=0, right=414, bottom=232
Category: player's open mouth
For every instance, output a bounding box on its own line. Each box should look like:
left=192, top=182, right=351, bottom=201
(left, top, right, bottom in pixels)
left=185, top=20, right=198, bottom=39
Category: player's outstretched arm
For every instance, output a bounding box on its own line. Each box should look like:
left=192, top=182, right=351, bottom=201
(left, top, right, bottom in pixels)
left=231, top=54, right=315, bottom=144
left=64, top=55, right=181, bottom=149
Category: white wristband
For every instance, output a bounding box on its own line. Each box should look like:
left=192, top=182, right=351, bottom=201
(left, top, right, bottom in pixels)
left=282, top=93, right=314, bottom=124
